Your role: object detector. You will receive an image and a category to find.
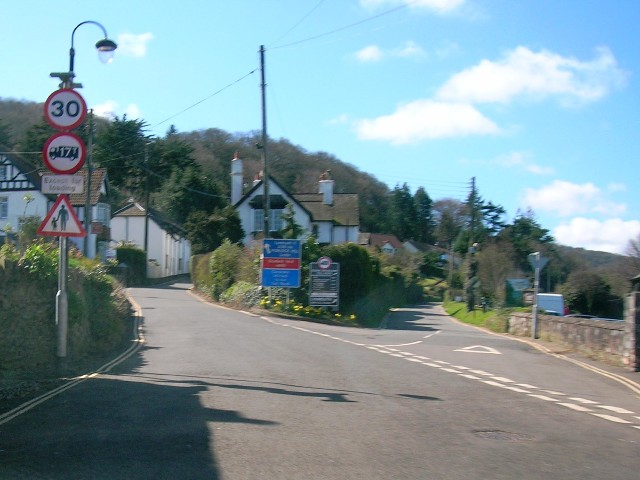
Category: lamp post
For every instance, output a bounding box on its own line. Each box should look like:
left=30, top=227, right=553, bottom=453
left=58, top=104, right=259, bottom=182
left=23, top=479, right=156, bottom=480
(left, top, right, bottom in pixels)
left=48, top=21, right=117, bottom=363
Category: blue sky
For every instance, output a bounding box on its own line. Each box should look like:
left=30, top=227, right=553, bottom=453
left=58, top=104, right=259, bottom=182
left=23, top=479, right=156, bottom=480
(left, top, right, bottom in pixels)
left=1, top=0, right=639, bottom=254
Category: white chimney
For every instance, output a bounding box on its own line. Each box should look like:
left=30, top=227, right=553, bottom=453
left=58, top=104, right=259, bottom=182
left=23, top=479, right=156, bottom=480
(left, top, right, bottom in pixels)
left=231, top=152, right=243, bottom=205
left=318, top=170, right=334, bottom=205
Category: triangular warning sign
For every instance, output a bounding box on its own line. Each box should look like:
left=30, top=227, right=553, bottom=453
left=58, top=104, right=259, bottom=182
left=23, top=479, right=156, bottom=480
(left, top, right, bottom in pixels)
left=37, top=194, right=86, bottom=238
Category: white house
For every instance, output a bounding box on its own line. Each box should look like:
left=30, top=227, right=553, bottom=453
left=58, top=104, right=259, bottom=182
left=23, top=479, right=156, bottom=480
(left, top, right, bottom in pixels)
left=110, top=202, right=191, bottom=278
left=1, top=149, right=111, bottom=260
left=231, top=154, right=359, bottom=246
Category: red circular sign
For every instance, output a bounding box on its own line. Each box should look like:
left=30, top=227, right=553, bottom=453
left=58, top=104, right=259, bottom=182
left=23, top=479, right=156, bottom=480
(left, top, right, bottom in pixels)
left=42, top=132, right=87, bottom=174
left=44, top=89, right=87, bottom=131
left=317, top=256, right=332, bottom=269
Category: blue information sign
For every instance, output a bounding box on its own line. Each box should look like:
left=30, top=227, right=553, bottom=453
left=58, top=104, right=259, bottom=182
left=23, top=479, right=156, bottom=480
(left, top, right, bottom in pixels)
left=261, top=239, right=302, bottom=288
left=262, top=268, right=301, bottom=288
left=263, top=239, right=301, bottom=259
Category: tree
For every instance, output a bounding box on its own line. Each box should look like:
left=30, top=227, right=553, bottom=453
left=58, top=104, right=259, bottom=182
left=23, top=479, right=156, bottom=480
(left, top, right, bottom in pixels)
left=0, top=119, right=13, bottom=147
left=561, top=270, right=620, bottom=318
left=414, top=187, right=434, bottom=244
left=184, top=206, right=244, bottom=255
left=279, top=203, right=304, bottom=239
left=500, top=209, right=554, bottom=270
left=626, top=233, right=640, bottom=273
left=389, top=183, right=418, bottom=241
left=147, top=127, right=199, bottom=192
left=153, top=166, right=225, bottom=224
left=93, top=116, right=148, bottom=195
left=481, top=201, right=507, bottom=237
left=476, top=241, right=517, bottom=306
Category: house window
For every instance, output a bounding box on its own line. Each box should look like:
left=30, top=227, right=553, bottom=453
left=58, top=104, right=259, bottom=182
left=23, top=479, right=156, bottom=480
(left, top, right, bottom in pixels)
left=95, top=203, right=110, bottom=224
left=254, top=209, right=283, bottom=232
left=0, top=165, right=7, bottom=181
left=0, top=197, right=7, bottom=219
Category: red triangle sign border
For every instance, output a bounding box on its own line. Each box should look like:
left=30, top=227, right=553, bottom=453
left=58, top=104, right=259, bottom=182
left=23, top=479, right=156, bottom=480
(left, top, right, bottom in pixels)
left=37, top=194, right=87, bottom=238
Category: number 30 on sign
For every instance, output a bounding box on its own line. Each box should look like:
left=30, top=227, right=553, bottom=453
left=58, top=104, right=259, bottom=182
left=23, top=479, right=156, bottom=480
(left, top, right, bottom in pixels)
left=44, top=89, right=87, bottom=131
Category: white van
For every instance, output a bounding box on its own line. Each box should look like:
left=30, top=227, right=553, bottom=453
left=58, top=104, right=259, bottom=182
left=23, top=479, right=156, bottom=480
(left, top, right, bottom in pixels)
left=536, top=293, right=565, bottom=316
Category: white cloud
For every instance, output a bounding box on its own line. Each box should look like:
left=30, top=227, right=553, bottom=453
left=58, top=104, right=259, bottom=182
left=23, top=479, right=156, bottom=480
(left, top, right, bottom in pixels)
left=395, top=40, right=426, bottom=58
left=355, top=41, right=425, bottom=63
left=436, top=46, right=627, bottom=105
left=553, top=218, right=640, bottom=254
left=355, top=99, right=500, bottom=144
left=327, top=113, right=349, bottom=125
left=494, top=152, right=554, bottom=175
left=116, top=32, right=154, bottom=58
left=360, top=0, right=465, bottom=14
left=93, top=101, right=142, bottom=120
left=355, top=45, right=384, bottom=63
left=521, top=180, right=626, bottom=217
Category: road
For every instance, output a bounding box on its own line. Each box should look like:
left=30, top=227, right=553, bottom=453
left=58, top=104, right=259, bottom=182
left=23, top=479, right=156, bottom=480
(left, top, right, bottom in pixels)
left=1, top=282, right=639, bottom=479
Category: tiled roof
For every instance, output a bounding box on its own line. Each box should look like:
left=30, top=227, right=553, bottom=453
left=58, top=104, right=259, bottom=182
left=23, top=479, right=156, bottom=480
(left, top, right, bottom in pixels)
left=67, top=168, right=108, bottom=206
left=294, top=193, right=359, bottom=226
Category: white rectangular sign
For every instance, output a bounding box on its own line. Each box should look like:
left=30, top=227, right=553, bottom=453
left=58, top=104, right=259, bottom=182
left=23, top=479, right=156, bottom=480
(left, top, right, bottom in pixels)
left=42, top=174, right=84, bottom=194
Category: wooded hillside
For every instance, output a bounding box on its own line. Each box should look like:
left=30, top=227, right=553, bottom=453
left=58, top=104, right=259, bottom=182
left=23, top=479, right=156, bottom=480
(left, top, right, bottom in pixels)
left=2, top=97, right=639, bottom=317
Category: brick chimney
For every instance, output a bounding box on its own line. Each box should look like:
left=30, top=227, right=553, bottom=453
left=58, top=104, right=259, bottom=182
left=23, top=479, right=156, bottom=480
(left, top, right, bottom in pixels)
left=231, top=152, right=243, bottom=205
left=318, top=169, right=334, bottom=205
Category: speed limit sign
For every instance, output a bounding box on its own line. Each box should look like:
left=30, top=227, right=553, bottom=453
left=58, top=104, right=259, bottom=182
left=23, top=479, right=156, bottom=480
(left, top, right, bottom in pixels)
left=44, top=89, right=87, bottom=131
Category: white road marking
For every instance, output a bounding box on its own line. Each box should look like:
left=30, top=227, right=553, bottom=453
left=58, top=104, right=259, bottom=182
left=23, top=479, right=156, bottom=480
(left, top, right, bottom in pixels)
left=490, top=376, right=515, bottom=383
left=528, top=394, right=558, bottom=402
left=261, top=315, right=640, bottom=433
left=597, top=405, right=635, bottom=415
left=541, top=390, right=566, bottom=396
left=590, top=414, right=632, bottom=424
left=558, top=403, right=593, bottom=412
left=516, top=384, right=538, bottom=389
left=454, top=345, right=501, bottom=354
left=569, top=397, right=598, bottom=405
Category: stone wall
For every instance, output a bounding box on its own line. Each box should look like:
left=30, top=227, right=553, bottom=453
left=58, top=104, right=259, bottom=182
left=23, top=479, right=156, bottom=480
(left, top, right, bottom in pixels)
left=508, top=311, right=633, bottom=369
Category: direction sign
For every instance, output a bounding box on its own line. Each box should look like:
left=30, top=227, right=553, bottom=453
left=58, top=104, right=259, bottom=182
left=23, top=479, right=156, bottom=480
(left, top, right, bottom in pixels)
left=41, top=174, right=84, bottom=194
left=44, top=89, right=87, bottom=131
left=262, top=239, right=302, bottom=288
left=42, top=132, right=86, bottom=175
left=37, top=195, right=86, bottom=238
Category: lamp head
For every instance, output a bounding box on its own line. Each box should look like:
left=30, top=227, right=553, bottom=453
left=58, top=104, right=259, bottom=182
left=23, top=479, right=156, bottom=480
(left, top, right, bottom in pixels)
left=96, top=38, right=117, bottom=64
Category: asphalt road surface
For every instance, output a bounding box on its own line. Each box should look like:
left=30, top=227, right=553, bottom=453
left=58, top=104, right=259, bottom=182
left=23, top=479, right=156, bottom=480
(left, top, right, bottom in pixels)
left=1, top=282, right=639, bottom=479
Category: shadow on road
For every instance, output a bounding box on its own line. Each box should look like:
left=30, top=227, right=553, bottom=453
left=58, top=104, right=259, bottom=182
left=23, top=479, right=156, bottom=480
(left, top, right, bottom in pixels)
left=381, top=303, right=447, bottom=331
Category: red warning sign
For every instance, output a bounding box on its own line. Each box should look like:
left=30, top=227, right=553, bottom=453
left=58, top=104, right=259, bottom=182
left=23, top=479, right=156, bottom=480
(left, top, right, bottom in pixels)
left=37, top=195, right=86, bottom=238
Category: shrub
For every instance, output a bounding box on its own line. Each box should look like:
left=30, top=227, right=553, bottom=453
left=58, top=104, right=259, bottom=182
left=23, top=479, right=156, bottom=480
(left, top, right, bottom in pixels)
left=220, top=281, right=262, bottom=308
left=209, top=240, right=243, bottom=300
left=115, top=245, right=147, bottom=285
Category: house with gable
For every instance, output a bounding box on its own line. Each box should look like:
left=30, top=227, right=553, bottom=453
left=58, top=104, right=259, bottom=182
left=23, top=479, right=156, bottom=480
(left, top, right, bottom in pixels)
left=110, top=201, right=191, bottom=278
left=358, top=233, right=404, bottom=254
left=1, top=147, right=111, bottom=260
left=1, top=149, right=49, bottom=241
left=230, top=154, right=360, bottom=245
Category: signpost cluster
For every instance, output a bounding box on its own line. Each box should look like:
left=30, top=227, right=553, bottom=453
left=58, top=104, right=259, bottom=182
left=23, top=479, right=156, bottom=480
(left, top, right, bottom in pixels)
left=39, top=87, right=88, bottom=361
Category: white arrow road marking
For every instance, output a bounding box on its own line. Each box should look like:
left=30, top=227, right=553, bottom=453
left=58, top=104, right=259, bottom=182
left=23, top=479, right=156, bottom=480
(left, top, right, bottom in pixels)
left=454, top=345, right=501, bottom=354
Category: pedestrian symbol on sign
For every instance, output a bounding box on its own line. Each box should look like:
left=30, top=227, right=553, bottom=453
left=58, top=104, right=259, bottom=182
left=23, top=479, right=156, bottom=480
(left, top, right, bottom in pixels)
left=37, top=195, right=86, bottom=238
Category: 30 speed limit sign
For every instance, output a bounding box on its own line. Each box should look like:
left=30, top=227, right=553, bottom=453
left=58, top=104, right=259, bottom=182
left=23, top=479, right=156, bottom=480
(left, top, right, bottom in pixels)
left=44, top=89, right=87, bottom=131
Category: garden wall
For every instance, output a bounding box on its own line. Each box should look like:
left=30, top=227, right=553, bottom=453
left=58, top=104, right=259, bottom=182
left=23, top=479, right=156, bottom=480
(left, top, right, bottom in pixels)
left=508, top=293, right=639, bottom=371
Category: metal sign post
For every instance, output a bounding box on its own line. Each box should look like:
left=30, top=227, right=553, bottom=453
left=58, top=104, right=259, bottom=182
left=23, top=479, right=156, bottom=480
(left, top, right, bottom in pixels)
left=41, top=87, right=88, bottom=363
left=528, top=252, right=549, bottom=339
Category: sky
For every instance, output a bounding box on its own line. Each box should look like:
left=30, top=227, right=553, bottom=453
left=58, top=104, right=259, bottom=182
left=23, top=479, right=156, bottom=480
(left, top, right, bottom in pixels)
left=1, top=0, right=639, bottom=255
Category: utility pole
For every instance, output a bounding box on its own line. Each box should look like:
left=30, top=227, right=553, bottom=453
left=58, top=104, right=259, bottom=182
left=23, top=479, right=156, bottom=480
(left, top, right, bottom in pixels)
left=260, top=45, right=270, bottom=238
left=144, top=142, right=149, bottom=255
left=83, top=109, right=94, bottom=257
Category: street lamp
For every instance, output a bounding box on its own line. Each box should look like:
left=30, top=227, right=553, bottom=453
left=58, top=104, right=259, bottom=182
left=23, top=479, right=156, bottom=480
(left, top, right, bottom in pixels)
left=51, top=20, right=118, bottom=89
